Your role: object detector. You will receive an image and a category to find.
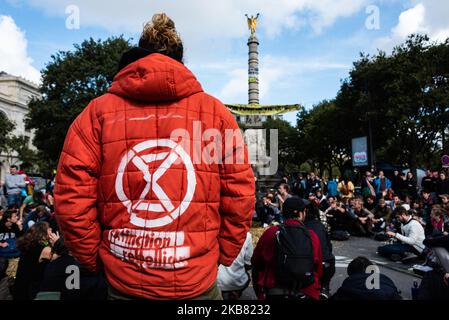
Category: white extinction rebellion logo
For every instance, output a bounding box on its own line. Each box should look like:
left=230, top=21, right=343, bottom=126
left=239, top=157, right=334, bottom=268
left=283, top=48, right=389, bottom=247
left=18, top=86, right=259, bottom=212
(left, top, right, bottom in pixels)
left=114, top=139, right=197, bottom=228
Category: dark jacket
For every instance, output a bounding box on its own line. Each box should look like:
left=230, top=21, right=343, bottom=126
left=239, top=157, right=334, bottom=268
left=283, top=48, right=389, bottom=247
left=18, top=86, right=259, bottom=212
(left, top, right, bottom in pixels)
left=421, top=176, right=436, bottom=192
left=437, top=179, right=449, bottom=196
left=304, top=219, right=334, bottom=262
left=371, top=206, right=393, bottom=223
left=36, top=254, right=107, bottom=300
left=13, top=244, right=48, bottom=300
left=332, top=273, right=402, bottom=300
left=423, top=235, right=449, bottom=251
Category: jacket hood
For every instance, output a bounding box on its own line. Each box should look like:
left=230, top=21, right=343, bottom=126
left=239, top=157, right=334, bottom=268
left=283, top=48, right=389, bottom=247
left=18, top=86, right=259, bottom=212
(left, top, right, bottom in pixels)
left=109, top=53, right=203, bottom=102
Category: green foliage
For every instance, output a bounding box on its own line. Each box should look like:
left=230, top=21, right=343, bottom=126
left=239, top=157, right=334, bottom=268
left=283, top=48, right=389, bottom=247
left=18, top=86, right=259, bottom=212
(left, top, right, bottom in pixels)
left=336, top=34, right=449, bottom=170
left=296, top=100, right=350, bottom=176
left=281, top=34, right=449, bottom=177
left=25, top=37, right=132, bottom=171
left=263, top=118, right=300, bottom=173
left=0, top=112, right=15, bottom=152
left=3, top=135, right=38, bottom=172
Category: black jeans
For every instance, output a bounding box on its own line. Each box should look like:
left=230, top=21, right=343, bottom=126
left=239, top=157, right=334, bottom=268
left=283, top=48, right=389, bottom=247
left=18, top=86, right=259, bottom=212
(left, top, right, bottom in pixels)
left=321, top=259, right=336, bottom=292
left=378, top=243, right=421, bottom=258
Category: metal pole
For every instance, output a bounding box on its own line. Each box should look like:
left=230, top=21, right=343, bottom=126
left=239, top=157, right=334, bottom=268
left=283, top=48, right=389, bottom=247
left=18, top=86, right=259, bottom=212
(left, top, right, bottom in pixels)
left=368, top=116, right=374, bottom=169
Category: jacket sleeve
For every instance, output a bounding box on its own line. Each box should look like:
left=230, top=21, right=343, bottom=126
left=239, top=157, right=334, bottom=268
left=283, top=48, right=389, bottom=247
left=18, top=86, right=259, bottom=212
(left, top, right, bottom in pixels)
left=386, top=178, right=392, bottom=190
left=218, top=108, right=255, bottom=266
left=394, top=233, right=416, bottom=246
left=394, top=223, right=422, bottom=247
left=54, top=100, right=102, bottom=272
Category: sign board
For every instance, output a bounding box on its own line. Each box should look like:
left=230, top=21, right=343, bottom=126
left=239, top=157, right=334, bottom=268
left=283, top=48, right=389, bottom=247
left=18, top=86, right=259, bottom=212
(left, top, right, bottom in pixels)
left=442, top=155, right=449, bottom=168
left=352, top=136, right=369, bottom=167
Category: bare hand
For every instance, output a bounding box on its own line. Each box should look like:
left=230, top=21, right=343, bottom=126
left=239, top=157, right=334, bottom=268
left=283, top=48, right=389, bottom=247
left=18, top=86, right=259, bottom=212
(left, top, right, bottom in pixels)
left=444, top=273, right=449, bottom=287
left=48, top=230, right=60, bottom=246
left=0, top=242, right=9, bottom=248
left=387, top=231, right=396, bottom=238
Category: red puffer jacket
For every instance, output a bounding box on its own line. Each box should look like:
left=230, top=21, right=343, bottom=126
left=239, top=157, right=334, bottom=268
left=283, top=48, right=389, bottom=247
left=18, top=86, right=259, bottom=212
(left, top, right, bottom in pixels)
left=54, top=53, right=255, bottom=299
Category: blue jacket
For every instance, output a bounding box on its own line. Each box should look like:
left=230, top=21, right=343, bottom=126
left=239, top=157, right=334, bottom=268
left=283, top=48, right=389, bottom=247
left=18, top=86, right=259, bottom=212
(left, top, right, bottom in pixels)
left=327, top=180, right=338, bottom=197
left=374, top=177, right=391, bottom=194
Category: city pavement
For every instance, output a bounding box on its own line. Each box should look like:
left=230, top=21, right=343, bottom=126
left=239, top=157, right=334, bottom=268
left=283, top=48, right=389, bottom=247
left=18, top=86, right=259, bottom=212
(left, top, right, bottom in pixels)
left=241, top=235, right=422, bottom=300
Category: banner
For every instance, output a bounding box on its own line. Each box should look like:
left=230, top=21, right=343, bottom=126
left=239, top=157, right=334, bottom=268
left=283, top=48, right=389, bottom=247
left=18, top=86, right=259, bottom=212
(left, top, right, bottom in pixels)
left=352, top=136, right=369, bottom=167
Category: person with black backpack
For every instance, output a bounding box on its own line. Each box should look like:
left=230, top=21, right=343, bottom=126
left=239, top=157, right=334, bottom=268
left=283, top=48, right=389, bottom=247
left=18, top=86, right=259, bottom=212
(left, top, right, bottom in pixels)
left=251, top=197, right=323, bottom=300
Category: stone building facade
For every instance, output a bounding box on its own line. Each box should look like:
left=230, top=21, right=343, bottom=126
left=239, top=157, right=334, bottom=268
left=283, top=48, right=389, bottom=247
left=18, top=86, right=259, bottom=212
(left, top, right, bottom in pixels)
left=0, top=72, right=40, bottom=181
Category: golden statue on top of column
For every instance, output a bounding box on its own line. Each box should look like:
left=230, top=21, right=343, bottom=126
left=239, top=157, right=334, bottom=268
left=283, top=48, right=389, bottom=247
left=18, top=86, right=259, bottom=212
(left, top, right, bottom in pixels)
left=245, top=13, right=260, bottom=34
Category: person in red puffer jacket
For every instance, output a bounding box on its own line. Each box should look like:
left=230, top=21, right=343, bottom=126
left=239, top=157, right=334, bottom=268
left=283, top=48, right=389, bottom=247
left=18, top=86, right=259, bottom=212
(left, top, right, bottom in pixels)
left=252, top=197, right=323, bottom=300
left=54, top=13, right=255, bottom=300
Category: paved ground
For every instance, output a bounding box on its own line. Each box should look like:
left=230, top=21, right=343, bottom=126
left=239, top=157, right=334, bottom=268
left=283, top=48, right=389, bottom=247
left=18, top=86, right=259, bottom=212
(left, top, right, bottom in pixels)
left=330, top=236, right=422, bottom=300
left=241, top=236, right=422, bottom=300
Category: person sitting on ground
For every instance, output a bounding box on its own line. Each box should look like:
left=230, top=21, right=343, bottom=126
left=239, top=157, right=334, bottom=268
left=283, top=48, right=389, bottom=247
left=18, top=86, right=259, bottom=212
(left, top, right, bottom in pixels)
left=304, top=203, right=335, bottom=299
left=405, top=171, right=418, bottom=200
left=364, top=195, right=376, bottom=211
left=35, top=232, right=108, bottom=300
left=437, top=172, right=449, bottom=197
left=389, top=194, right=403, bottom=212
left=23, top=205, right=51, bottom=232
left=325, top=197, right=352, bottom=235
left=370, top=198, right=393, bottom=233
left=19, top=190, right=44, bottom=221
left=378, top=207, right=426, bottom=262
left=430, top=205, right=448, bottom=236
left=275, top=183, right=292, bottom=212
left=307, top=172, right=322, bottom=195
left=264, top=193, right=281, bottom=224
left=12, top=222, right=52, bottom=300
left=256, top=196, right=275, bottom=227
left=315, top=189, right=329, bottom=212
left=374, top=171, right=392, bottom=200
left=252, top=197, right=323, bottom=300
left=338, top=177, right=354, bottom=200
left=0, top=210, right=23, bottom=258
left=217, top=232, right=253, bottom=300
left=332, top=256, right=402, bottom=300
left=361, top=172, right=376, bottom=198
left=350, top=198, right=374, bottom=237
left=439, top=194, right=449, bottom=213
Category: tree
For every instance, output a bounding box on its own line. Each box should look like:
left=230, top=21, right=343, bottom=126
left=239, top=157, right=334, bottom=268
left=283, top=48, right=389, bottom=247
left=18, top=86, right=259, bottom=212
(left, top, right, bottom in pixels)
left=336, top=34, right=449, bottom=171
left=25, top=37, right=132, bottom=172
left=263, top=118, right=300, bottom=174
left=3, top=135, right=38, bottom=172
left=0, top=111, right=15, bottom=153
left=296, top=100, right=351, bottom=177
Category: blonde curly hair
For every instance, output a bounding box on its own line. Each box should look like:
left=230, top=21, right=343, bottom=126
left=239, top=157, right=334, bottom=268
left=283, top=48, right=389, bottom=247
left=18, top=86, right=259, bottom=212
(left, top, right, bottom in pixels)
left=139, top=13, right=183, bottom=62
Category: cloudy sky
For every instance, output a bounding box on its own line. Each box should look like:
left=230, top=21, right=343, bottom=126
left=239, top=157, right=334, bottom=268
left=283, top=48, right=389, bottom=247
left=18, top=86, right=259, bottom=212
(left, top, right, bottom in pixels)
left=1, top=0, right=449, bottom=124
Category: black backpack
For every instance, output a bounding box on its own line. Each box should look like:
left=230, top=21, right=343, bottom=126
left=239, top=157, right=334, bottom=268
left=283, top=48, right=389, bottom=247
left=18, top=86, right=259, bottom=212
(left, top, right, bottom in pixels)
left=330, top=230, right=350, bottom=241
left=275, top=224, right=315, bottom=290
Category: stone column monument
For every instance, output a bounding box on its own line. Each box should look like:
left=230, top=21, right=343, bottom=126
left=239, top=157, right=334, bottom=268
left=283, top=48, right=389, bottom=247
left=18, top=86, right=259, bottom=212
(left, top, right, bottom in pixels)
left=224, top=14, right=302, bottom=191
